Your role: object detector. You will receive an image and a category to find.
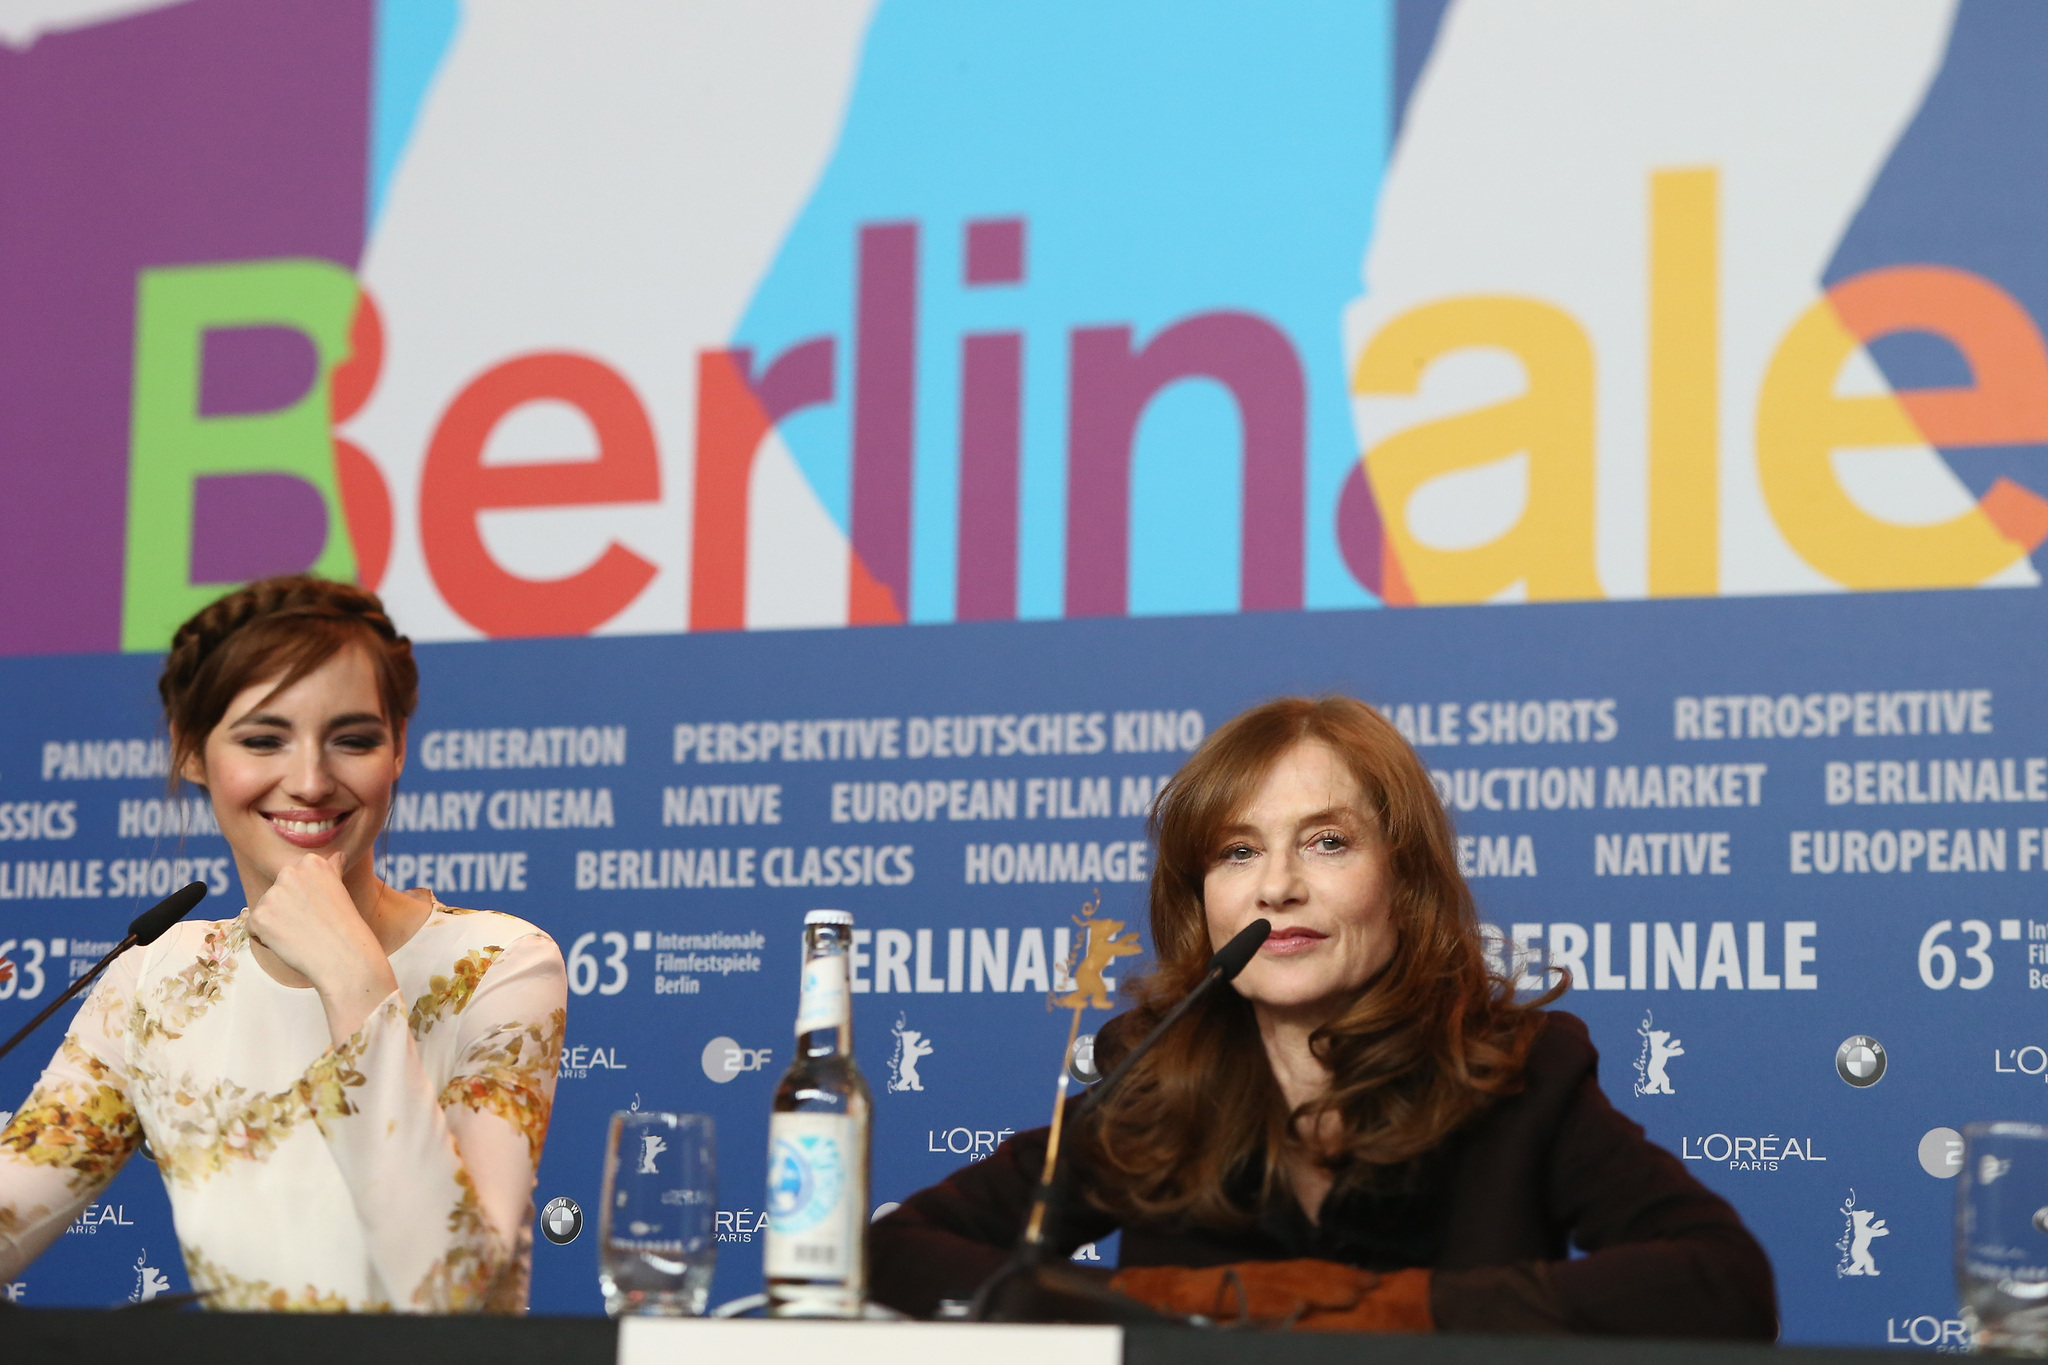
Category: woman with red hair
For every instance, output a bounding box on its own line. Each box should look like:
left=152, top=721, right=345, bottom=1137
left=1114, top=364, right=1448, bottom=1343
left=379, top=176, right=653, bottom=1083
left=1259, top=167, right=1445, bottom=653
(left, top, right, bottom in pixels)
left=872, top=696, right=1775, bottom=1336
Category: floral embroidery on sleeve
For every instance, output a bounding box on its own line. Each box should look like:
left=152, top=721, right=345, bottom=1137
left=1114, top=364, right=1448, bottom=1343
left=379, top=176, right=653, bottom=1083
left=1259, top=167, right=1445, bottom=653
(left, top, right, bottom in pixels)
left=182, top=1243, right=370, bottom=1313
left=407, top=1169, right=514, bottom=1312
left=144, top=999, right=379, bottom=1186
left=409, top=948, right=505, bottom=1037
left=300, top=997, right=385, bottom=1127
left=149, top=1082, right=302, bottom=1185
left=129, top=921, right=242, bottom=1048
left=437, top=1007, right=566, bottom=1165
left=0, top=1038, right=141, bottom=1188
left=7, top=912, right=567, bottom=1310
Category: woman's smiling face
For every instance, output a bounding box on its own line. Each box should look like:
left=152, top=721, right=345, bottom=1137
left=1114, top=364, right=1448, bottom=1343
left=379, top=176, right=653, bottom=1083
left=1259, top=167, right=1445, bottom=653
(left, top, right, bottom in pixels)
left=184, top=646, right=403, bottom=900
left=1202, top=740, right=1397, bottom=1029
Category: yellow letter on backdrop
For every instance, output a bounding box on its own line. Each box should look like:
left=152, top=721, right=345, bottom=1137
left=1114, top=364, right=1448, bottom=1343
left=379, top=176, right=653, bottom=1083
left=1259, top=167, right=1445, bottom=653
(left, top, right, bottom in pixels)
left=1648, top=167, right=1720, bottom=597
left=1351, top=297, right=1601, bottom=603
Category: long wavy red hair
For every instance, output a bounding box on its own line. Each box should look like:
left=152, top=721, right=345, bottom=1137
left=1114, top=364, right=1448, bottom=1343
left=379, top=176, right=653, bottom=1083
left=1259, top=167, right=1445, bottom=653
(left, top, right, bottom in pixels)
left=1082, top=695, right=1555, bottom=1227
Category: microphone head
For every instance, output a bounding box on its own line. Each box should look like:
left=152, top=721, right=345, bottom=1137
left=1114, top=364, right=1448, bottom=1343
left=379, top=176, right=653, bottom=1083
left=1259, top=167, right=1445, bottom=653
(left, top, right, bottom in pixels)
left=1209, top=918, right=1272, bottom=983
left=130, top=882, right=207, bottom=946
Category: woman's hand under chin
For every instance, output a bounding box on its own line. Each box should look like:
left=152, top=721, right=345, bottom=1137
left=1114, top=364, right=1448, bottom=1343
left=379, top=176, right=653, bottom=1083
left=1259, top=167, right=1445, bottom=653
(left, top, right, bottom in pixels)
left=246, top=851, right=402, bottom=1045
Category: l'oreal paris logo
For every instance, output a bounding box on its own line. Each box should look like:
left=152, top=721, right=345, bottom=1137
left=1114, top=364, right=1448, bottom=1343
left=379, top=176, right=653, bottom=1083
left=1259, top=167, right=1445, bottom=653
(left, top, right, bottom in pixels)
left=65, top=1203, right=131, bottom=1234
left=557, top=1043, right=626, bottom=1079
left=1887, top=1315, right=1970, bottom=1351
left=1679, top=1134, right=1825, bottom=1170
left=927, top=1126, right=1017, bottom=1161
left=715, top=1208, right=770, bottom=1244
left=1993, top=1046, right=2048, bottom=1080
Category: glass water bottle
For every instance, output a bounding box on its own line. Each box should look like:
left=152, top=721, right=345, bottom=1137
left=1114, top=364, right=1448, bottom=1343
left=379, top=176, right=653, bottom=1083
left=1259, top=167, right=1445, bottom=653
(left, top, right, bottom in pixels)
left=764, top=909, right=872, bottom=1317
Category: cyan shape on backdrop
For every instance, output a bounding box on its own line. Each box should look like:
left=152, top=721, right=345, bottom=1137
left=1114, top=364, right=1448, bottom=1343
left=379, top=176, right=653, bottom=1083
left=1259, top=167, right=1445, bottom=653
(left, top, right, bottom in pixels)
left=733, top=0, right=1393, bottom=622
left=370, top=0, right=461, bottom=233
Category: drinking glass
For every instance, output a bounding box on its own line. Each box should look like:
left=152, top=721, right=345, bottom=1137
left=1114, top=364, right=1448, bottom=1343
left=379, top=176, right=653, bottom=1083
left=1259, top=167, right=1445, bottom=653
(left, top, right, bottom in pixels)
left=1958, top=1121, right=2048, bottom=1354
left=598, top=1111, right=716, bottom=1316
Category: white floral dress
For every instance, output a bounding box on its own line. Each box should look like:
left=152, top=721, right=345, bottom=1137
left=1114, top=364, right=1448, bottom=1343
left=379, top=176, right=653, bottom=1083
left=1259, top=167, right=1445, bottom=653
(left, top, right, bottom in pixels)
left=0, top=898, right=566, bottom=1311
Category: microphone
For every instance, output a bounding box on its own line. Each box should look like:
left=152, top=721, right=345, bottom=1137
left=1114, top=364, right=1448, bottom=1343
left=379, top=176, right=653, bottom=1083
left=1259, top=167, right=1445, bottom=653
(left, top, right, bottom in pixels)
left=1203, top=917, right=1273, bottom=984
left=128, top=880, right=208, bottom=945
left=1075, top=916, right=1271, bottom=1121
left=0, top=882, right=206, bottom=1064
left=969, top=917, right=1273, bottom=1323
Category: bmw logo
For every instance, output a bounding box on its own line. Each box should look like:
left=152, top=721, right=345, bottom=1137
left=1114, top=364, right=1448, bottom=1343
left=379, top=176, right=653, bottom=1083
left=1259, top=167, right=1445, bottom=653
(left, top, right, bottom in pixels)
left=541, top=1196, right=583, bottom=1245
left=1836, top=1035, right=1887, bottom=1088
left=1069, top=1033, right=1101, bottom=1086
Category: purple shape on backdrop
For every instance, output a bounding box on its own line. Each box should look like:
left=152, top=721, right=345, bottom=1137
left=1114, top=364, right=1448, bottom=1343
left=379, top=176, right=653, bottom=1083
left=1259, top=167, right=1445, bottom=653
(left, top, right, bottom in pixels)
left=964, top=217, right=1025, bottom=286
left=0, top=0, right=372, bottom=655
left=199, top=326, right=321, bottom=418
left=1065, top=312, right=1306, bottom=618
left=1334, top=462, right=1387, bottom=598
left=750, top=337, right=836, bottom=424
left=188, top=473, right=329, bottom=584
left=853, top=222, right=918, bottom=617
left=956, top=332, right=1022, bottom=621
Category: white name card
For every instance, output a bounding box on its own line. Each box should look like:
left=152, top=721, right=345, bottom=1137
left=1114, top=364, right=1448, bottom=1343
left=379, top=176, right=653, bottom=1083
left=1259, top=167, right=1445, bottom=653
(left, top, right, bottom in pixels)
left=619, top=1318, right=1125, bottom=1365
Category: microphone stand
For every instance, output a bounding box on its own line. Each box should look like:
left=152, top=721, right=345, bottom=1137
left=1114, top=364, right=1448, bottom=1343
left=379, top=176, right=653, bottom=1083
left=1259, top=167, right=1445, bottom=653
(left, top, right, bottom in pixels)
left=0, top=882, right=207, bottom=1064
left=969, top=918, right=1273, bottom=1323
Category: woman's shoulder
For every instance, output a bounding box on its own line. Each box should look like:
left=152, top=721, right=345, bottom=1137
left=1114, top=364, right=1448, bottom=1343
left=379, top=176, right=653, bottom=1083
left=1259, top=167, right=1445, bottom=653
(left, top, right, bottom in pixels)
left=421, top=900, right=551, bottom=936
left=1462, top=1010, right=1607, bottom=1138
left=396, top=903, right=565, bottom=1027
left=1521, top=1009, right=1599, bottom=1084
left=411, top=899, right=560, bottom=958
left=1092, top=1009, right=1144, bottom=1075
left=157, top=912, right=244, bottom=940
left=138, top=914, right=246, bottom=968
left=1444, top=1011, right=1604, bottom=1153
left=110, top=915, right=247, bottom=1023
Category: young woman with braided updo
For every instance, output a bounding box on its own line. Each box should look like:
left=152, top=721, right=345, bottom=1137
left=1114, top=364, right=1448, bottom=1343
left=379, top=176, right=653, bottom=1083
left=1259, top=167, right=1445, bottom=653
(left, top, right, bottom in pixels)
left=0, top=576, right=568, bottom=1312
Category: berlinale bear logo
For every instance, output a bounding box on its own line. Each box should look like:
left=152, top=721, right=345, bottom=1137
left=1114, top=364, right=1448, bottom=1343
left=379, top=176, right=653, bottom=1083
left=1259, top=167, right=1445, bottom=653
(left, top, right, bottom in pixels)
left=889, top=1012, right=934, bottom=1093
left=129, top=1250, right=169, bottom=1304
left=1632, top=1010, right=1684, bottom=1096
left=1837, top=1190, right=1889, bottom=1276
left=1053, top=895, right=1144, bottom=1013
left=638, top=1133, right=667, bottom=1175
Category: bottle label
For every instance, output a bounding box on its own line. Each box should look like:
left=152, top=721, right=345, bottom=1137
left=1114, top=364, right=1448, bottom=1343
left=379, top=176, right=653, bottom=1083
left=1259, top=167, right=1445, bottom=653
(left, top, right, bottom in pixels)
left=765, top=1112, right=857, bottom=1278
left=794, top=952, right=850, bottom=1036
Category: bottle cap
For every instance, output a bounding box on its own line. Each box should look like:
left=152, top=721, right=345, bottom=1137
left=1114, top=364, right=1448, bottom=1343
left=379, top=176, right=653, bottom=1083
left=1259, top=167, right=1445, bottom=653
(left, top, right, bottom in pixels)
left=805, top=909, right=853, bottom=926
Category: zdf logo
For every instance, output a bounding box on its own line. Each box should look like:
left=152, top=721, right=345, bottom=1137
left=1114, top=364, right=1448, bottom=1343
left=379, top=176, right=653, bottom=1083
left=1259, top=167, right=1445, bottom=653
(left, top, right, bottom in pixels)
left=701, top=1036, right=774, bottom=1083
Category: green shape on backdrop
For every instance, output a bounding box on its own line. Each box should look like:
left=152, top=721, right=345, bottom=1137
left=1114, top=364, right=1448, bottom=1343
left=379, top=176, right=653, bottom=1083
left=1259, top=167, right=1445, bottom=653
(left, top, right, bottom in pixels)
left=122, top=259, right=360, bottom=652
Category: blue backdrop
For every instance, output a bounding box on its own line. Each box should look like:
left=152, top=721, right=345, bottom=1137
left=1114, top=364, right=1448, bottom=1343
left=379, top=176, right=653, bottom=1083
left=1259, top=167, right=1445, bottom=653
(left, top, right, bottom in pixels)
left=3, top=587, right=2041, bottom=1348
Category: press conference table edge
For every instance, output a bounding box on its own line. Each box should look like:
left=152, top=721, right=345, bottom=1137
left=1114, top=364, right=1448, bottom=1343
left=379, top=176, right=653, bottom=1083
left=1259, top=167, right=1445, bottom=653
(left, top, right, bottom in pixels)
left=1, top=1309, right=1927, bottom=1365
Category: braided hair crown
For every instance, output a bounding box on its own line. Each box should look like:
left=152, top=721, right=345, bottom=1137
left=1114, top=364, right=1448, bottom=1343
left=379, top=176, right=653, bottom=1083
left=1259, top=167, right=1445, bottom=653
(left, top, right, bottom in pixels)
left=159, top=576, right=418, bottom=784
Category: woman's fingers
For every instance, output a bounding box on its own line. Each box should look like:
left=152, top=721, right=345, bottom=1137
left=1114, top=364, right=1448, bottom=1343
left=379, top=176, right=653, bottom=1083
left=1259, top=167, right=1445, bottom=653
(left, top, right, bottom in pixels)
left=248, top=853, right=379, bottom=978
